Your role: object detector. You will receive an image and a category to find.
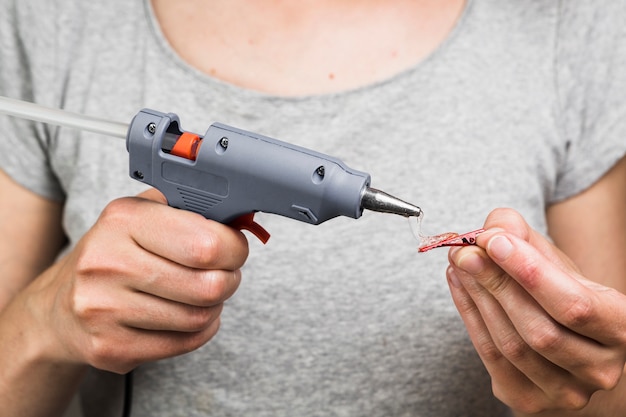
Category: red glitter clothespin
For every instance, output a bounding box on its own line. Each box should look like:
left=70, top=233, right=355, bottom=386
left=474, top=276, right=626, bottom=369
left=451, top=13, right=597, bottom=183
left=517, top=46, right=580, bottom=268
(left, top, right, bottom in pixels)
left=418, top=228, right=485, bottom=253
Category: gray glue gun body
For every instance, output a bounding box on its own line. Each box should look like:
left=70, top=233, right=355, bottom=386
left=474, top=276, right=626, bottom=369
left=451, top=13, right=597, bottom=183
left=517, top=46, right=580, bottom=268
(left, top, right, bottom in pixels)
left=127, top=109, right=422, bottom=241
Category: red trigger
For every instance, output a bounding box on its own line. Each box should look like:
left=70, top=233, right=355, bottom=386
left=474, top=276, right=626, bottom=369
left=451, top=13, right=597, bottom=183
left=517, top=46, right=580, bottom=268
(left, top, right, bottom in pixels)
left=229, top=213, right=271, bottom=244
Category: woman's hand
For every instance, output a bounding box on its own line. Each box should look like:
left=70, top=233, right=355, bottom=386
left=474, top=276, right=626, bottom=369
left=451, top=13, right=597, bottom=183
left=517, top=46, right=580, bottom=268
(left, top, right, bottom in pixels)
left=27, top=188, right=249, bottom=374
left=447, top=208, right=626, bottom=414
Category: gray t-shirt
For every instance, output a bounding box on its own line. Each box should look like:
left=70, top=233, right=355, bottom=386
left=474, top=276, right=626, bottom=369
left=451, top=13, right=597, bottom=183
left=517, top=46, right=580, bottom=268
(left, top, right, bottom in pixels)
left=1, top=0, right=625, bottom=416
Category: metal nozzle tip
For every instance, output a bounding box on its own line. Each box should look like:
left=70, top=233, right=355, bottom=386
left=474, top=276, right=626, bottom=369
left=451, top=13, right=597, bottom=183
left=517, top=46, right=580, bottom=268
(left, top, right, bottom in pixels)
left=360, top=187, right=422, bottom=218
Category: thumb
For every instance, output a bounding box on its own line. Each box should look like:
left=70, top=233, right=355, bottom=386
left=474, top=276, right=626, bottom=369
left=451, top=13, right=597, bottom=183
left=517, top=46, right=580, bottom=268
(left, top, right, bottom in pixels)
left=479, top=208, right=580, bottom=274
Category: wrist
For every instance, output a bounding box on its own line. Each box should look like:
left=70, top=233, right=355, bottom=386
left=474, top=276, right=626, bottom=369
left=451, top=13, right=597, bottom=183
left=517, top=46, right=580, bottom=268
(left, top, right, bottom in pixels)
left=0, top=264, right=87, bottom=416
left=2, top=260, right=86, bottom=368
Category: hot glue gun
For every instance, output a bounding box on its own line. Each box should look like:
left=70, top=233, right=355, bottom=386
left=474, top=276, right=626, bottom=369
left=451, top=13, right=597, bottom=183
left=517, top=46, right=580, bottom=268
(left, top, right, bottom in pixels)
left=0, top=96, right=422, bottom=243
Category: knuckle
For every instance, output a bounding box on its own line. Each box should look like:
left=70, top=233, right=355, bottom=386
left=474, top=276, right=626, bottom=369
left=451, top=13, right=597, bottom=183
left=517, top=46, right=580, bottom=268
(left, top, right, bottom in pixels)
left=481, top=270, right=512, bottom=296
left=71, top=290, right=96, bottom=323
left=85, top=337, right=128, bottom=373
left=499, top=333, right=530, bottom=362
left=513, top=256, right=543, bottom=288
left=525, top=320, right=563, bottom=354
left=203, top=272, right=227, bottom=301
left=198, top=270, right=241, bottom=305
left=187, top=232, right=221, bottom=266
left=73, top=246, right=108, bottom=278
left=586, top=365, right=623, bottom=391
left=555, top=387, right=592, bottom=411
left=98, top=197, right=135, bottom=225
left=70, top=280, right=108, bottom=325
left=184, top=305, right=223, bottom=331
left=561, top=295, right=595, bottom=328
left=177, top=319, right=221, bottom=354
left=476, top=338, right=504, bottom=363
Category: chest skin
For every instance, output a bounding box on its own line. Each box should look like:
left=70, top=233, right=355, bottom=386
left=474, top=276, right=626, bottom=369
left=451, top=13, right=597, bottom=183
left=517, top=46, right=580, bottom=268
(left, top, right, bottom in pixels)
left=150, top=0, right=467, bottom=96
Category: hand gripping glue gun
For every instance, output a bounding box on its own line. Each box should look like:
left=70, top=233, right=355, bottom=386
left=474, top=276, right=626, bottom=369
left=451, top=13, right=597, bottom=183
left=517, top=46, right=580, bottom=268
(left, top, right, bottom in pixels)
left=0, top=96, right=423, bottom=243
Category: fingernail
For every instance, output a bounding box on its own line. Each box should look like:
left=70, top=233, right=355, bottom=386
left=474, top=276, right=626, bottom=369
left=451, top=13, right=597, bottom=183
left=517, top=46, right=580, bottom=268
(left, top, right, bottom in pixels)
left=488, top=235, right=513, bottom=261
left=456, top=252, right=485, bottom=275
left=447, top=266, right=463, bottom=288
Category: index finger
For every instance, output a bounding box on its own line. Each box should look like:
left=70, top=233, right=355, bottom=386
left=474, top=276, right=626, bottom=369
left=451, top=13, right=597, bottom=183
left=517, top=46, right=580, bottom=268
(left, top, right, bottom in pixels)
left=101, top=195, right=249, bottom=270
left=137, top=188, right=249, bottom=270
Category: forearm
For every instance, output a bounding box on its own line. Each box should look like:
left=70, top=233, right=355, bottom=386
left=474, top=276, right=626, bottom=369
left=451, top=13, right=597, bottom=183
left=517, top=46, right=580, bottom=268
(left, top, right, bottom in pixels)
left=0, top=264, right=87, bottom=417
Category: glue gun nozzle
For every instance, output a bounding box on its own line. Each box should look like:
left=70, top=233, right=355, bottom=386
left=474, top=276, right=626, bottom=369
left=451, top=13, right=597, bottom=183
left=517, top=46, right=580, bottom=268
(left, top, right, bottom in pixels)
left=360, top=187, right=422, bottom=218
